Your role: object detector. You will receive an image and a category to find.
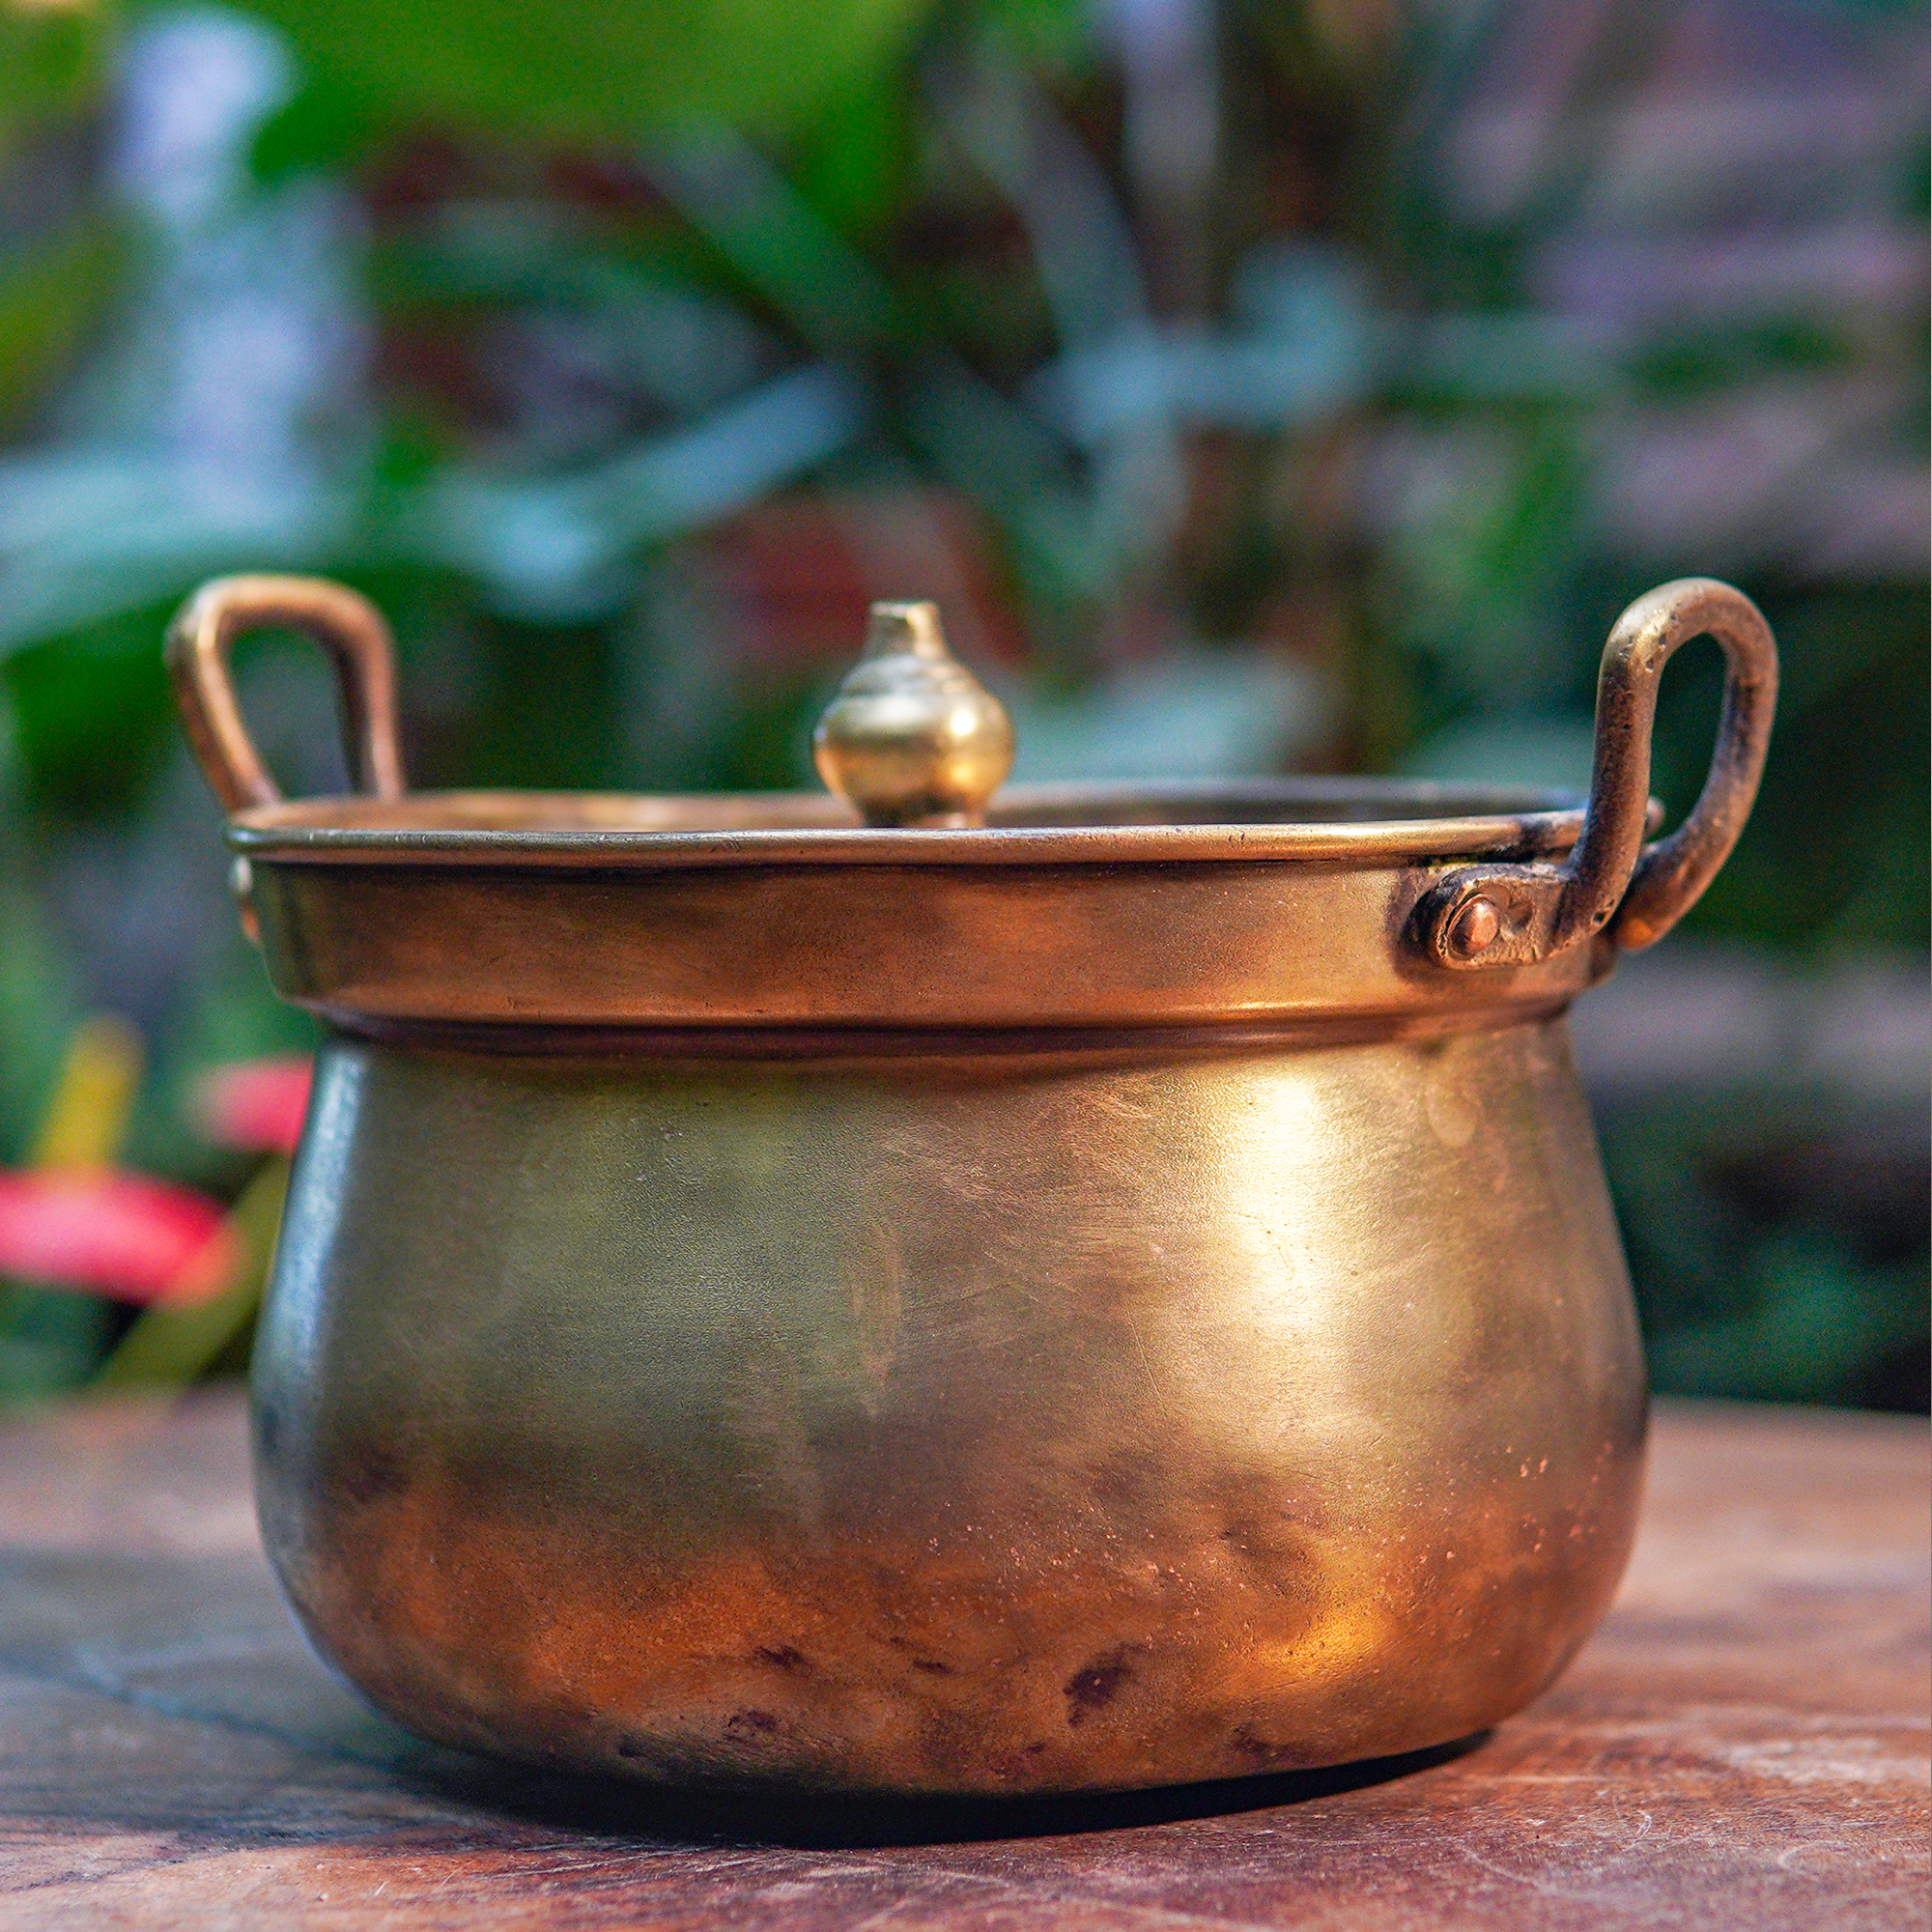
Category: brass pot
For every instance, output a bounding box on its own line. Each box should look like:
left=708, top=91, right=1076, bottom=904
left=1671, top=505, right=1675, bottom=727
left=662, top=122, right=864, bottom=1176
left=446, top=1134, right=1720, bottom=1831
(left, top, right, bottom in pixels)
left=168, top=575, right=1776, bottom=1795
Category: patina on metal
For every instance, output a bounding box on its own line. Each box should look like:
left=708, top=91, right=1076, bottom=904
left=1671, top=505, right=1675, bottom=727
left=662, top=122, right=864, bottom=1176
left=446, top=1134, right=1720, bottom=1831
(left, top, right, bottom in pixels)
left=167, top=573, right=1776, bottom=1796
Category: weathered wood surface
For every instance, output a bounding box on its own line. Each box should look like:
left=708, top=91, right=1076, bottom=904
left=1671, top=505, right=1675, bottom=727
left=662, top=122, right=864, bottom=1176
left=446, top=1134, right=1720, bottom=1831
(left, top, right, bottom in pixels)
left=0, top=1393, right=1924, bottom=1929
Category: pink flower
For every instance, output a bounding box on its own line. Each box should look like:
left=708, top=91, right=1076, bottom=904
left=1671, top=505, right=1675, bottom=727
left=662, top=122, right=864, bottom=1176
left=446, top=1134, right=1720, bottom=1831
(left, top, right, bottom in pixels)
left=196, top=1055, right=313, bottom=1157
left=0, top=1169, right=240, bottom=1305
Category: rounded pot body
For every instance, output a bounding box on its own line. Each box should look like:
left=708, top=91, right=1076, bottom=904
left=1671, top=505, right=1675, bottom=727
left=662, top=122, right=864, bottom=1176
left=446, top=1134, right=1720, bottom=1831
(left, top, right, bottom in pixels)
left=255, top=1018, right=1645, bottom=1795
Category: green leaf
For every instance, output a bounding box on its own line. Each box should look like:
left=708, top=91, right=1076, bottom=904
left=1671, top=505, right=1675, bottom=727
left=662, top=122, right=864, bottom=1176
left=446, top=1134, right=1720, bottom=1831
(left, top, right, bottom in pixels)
left=0, top=3, right=120, bottom=427
left=0, top=601, right=177, bottom=821
left=787, top=67, right=915, bottom=242
left=250, top=68, right=392, bottom=182
left=225, top=0, right=938, bottom=144
left=0, top=214, right=124, bottom=427
left=0, top=5, right=110, bottom=159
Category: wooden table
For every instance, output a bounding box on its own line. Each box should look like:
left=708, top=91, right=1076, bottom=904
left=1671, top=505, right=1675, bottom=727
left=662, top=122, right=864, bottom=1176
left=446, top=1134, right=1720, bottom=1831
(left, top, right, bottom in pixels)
left=2, top=1394, right=1925, bottom=1930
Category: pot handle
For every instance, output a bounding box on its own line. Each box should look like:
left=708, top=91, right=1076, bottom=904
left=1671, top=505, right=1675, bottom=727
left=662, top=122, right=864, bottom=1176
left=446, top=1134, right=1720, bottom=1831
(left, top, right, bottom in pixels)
left=165, top=575, right=407, bottom=811
left=1415, top=577, right=1777, bottom=970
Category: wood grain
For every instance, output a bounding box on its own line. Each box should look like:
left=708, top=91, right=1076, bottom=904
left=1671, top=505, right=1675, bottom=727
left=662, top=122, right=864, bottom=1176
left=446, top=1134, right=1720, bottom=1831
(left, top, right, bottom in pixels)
left=0, top=1393, right=1924, bottom=1929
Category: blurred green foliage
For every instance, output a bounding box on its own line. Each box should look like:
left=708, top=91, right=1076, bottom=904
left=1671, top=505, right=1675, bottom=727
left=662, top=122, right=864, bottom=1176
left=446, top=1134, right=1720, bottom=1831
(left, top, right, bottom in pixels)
left=1654, top=583, right=1930, bottom=951
left=0, top=4, right=106, bottom=152
left=0, top=2, right=120, bottom=422
left=250, top=0, right=941, bottom=149
left=3, top=601, right=177, bottom=817
left=1603, top=1083, right=1928, bottom=1410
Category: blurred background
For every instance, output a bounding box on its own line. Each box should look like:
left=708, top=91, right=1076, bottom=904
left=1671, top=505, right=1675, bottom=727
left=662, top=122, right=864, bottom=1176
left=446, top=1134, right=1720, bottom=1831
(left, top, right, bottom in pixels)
left=0, top=0, right=1924, bottom=1408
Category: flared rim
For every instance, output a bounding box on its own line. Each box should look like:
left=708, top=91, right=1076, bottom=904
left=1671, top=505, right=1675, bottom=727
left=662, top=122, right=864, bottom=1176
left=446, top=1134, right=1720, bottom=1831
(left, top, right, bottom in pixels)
left=230, top=777, right=1592, bottom=869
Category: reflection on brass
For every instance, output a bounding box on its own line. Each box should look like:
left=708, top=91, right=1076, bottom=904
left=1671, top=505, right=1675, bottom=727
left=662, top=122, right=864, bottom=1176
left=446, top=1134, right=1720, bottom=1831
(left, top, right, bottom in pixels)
left=262, top=1030, right=1643, bottom=1794
left=169, top=576, right=1775, bottom=1796
left=812, top=601, right=1013, bottom=827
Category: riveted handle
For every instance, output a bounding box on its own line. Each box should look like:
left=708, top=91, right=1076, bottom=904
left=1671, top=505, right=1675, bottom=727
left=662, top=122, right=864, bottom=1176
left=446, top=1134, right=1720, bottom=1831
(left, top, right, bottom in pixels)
left=1416, top=578, right=1777, bottom=969
left=165, top=575, right=407, bottom=813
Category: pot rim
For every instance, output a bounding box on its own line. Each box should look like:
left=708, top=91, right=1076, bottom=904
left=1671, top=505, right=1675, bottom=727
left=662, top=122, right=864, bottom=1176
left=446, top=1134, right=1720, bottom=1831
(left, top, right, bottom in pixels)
left=230, top=776, right=1594, bottom=870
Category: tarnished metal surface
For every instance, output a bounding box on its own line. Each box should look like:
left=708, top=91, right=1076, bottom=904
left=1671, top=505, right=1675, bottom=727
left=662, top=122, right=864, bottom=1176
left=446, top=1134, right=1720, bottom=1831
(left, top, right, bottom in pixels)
left=161, top=573, right=1773, bottom=1795
left=244, top=843, right=1607, bottom=1037
left=256, top=1024, right=1645, bottom=1794
left=225, top=780, right=1614, bottom=1035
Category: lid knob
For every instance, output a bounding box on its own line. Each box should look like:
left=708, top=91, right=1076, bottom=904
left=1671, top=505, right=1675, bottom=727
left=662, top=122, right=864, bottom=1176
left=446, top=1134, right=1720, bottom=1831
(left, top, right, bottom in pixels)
left=812, top=602, right=1014, bottom=828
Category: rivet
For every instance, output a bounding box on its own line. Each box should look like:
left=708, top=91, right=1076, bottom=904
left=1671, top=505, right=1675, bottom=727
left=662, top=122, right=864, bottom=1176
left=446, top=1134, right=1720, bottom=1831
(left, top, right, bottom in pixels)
left=1449, top=895, right=1501, bottom=959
